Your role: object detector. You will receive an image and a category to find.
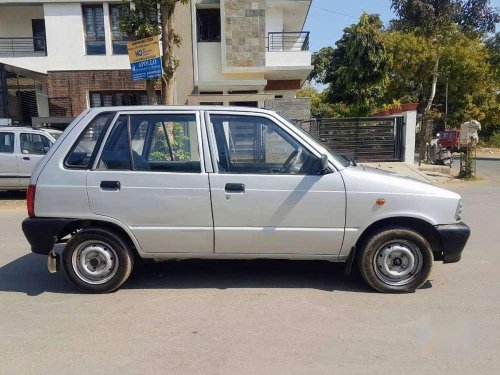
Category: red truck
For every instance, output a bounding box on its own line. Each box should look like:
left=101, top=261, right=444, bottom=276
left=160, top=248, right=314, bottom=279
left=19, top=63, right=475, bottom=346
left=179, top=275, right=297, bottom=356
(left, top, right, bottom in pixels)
left=437, top=130, right=460, bottom=152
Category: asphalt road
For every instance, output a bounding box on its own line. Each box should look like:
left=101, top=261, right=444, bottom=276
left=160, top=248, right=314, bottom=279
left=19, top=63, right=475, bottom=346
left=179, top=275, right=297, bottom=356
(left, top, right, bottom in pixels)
left=1, top=160, right=499, bottom=374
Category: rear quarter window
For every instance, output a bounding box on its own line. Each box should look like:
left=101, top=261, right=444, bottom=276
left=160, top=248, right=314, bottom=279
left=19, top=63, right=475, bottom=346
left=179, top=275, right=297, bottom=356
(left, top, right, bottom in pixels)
left=0, top=132, right=14, bottom=153
left=65, top=113, right=112, bottom=168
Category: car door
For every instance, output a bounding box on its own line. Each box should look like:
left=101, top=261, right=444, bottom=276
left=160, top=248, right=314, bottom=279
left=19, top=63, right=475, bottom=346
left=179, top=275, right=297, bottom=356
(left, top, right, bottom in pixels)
left=86, top=111, right=214, bottom=254
left=0, top=131, right=20, bottom=189
left=206, top=112, right=346, bottom=255
left=17, top=132, right=53, bottom=187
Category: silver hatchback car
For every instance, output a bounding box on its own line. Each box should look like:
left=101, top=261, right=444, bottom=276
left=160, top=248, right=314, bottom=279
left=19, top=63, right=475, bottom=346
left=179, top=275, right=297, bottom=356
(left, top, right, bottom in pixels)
left=22, top=107, right=470, bottom=293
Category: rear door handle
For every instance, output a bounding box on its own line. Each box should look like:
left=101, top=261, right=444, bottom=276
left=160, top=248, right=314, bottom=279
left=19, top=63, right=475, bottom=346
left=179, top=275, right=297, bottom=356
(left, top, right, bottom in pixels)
left=23, top=157, right=30, bottom=160
left=100, top=181, right=121, bottom=191
left=225, top=183, right=245, bottom=193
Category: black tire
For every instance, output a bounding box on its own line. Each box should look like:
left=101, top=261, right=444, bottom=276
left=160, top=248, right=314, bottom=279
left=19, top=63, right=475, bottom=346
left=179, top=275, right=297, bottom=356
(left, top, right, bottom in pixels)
left=357, top=227, right=433, bottom=293
left=62, top=228, right=134, bottom=293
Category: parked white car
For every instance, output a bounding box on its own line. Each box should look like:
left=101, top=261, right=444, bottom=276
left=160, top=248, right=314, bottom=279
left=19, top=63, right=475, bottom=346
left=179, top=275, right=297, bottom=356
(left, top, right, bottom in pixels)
left=22, top=107, right=470, bottom=293
left=0, top=127, right=55, bottom=190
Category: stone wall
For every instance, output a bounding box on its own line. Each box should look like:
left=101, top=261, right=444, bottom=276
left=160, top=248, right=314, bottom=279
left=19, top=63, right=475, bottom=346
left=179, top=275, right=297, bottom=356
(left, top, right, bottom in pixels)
left=264, top=97, right=311, bottom=121
left=224, top=0, right=265, bottom=68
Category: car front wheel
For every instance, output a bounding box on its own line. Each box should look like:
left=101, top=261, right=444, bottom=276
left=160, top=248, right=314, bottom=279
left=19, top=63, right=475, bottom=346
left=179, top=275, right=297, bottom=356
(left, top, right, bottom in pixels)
left=358, top=227, right=433, bottom=293
left=62, top=228, right=134, bottom=293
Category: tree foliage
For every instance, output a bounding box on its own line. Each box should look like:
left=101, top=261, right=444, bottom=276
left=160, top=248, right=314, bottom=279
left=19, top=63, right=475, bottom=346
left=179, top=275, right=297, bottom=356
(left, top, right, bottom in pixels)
left=309, top=47, right=333, bottom=84
left=304, top=1, right=499, bottom=144
left=315, top=13, right=389, bottom=113
left=297, top=85, right=365, bottom=118
left=390, top=0, right=499, bottom=36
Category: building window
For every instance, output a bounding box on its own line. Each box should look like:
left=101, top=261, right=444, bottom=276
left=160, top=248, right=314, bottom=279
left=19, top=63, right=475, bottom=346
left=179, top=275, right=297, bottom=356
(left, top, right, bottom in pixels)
left=83, top=4, right=106, bottom=55
left=109, top=4, right=128, bottom=54
left=89, top=91, right=160, bottom=107
left=229, top=101, right=259, bottom=107
left=197, top=9, right=221, bottom=42
left=199, top=102, right=223, bottom=106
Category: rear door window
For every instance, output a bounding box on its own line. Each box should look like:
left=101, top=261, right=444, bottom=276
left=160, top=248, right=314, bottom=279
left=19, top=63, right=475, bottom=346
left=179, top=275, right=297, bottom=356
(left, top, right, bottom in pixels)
left=20, top=133, right=52, bottom=155
left=97, top=113, right=201, bottom=173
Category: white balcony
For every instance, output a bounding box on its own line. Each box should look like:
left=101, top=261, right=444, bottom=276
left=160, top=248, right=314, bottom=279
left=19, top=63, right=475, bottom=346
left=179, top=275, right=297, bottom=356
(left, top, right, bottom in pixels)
left=0, top=5, right=46, bottom=57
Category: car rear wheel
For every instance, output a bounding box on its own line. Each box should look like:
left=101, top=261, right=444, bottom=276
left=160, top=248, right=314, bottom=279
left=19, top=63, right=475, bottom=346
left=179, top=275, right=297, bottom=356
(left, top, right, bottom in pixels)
left=357, top=227, right=433, bottom=293
left=62, top=228, right=134, bottom=293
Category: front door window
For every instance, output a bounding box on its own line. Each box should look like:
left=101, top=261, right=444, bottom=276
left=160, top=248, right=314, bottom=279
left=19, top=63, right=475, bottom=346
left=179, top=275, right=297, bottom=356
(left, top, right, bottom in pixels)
left=209, top=114, right=320, bottom=175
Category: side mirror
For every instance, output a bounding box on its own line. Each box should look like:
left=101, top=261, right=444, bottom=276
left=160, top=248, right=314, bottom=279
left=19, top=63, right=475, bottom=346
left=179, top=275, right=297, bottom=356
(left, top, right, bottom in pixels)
left=43, top=146, right=50, bottom=153
left=318, top=154, right=329, bottom=175
left=347, top=156, right=357, bottom=166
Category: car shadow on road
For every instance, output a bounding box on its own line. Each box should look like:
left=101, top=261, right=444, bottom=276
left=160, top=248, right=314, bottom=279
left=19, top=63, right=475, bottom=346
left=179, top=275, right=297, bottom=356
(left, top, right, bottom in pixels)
left=126, top=259, right=371, bottom=293
left=0, top=254, right=373, bottom=296
left=0, top=253, right=74, bottom=296
left=0, top=191, right=26, bottom=201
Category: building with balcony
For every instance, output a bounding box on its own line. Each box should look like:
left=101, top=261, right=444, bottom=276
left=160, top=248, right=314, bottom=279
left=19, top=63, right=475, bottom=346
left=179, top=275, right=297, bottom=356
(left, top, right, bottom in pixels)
left=0, top=0, right=312, bottom=126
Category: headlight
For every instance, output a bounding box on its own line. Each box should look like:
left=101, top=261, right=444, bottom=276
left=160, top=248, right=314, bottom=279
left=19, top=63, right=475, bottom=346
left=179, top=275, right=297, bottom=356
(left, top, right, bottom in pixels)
left=455, top=200, right=463, bottom=221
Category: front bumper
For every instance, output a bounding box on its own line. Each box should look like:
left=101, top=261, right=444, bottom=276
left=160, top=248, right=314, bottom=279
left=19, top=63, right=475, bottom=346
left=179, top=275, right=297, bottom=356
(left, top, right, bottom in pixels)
left=435, top=222, right=471, bottom=263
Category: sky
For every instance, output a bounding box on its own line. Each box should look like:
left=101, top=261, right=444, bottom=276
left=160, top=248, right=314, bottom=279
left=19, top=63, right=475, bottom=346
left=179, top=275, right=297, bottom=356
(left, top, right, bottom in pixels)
left=303, top=0, right=500, bottom=53
left=303, top=0, right=396, bottom=52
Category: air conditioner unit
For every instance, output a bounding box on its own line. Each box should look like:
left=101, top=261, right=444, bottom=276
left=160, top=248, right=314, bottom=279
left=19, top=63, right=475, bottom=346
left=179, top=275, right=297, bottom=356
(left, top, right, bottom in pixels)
left=0, top=118, right=12, bottom=126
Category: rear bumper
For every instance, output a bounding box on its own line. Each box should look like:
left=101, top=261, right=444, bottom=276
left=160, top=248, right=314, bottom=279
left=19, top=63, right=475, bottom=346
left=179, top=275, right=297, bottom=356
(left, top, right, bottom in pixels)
left=22, top=217, right=79, bottom=255
left=435, top=222, right=471, bottom=263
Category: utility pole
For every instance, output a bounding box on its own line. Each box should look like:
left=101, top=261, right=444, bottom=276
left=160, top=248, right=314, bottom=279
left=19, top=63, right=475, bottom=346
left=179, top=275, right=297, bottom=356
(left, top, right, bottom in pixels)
left=444, top=77, right=449, bottom=130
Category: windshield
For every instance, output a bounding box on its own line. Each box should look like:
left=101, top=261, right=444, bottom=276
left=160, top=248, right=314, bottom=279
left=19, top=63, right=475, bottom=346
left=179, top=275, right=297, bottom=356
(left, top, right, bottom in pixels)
left=276, top=114, right=351, bottom=167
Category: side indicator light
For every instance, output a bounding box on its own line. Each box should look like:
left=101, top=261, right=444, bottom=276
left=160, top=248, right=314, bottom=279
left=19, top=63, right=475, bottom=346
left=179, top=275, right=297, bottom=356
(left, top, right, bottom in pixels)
left=375, top=198, right=385, bottom=206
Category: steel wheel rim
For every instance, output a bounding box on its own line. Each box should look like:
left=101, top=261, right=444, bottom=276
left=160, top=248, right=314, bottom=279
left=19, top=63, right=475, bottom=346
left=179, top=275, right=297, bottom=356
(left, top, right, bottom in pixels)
left=373, top=240, right=423, bottom=286
left=71, top=240, right=119, bottom=285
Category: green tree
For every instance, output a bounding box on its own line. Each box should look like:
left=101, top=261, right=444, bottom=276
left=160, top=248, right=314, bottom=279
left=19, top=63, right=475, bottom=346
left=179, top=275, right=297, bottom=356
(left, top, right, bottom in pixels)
left=119, top=0, right=188, bottom=105
left=485, top=32, right=500, bottom=79
left=390, top=0, right=499, bottom=155
left=297, top=85, right=360, bottom=118
left=383, top=31, right=434, bottom=103
left=390, top=0, right=498, bottom=36
left=309, top=47, right=333, bottom=84
left=385, top=30, right=499, bottom=142
left=323, top=13, right=389, bottom=112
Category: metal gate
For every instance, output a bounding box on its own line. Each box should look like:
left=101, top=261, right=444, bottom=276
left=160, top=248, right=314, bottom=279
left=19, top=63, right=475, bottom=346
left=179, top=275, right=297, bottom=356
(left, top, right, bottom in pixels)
left=298, top=116, right=405, bottom=162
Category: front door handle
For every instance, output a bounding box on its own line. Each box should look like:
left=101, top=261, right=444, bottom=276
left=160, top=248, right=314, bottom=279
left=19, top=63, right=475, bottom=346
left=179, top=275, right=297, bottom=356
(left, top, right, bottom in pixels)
left=23, top=157, right=30, bottom=160
left=225, top=183, right=245, bottom=193
left=100, top=181, right=121, bottom=191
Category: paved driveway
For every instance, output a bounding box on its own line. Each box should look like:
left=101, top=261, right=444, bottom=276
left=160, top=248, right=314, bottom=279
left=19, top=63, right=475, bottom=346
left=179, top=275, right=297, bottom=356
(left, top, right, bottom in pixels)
left=1, top=160, right=499, bottom=374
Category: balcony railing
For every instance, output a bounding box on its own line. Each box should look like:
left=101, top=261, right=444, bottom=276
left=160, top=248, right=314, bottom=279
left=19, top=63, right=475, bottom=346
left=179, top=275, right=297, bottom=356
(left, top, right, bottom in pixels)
left=0, top=37, right=47, bottom=57
left=266, top=32, right=310, bottom=52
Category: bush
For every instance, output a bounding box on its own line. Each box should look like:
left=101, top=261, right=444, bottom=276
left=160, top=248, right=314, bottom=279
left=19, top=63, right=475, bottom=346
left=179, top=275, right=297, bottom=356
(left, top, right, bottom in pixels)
left=490, top=133, right=500, bottom=148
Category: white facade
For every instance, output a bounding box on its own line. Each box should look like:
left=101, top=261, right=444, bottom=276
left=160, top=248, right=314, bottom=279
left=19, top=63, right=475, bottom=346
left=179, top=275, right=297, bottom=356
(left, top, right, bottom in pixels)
left=1, top=0, right=312, bottom=119
left=190, top=0, right=312, bottom=105
left=0, top=1, right=130, bottom=74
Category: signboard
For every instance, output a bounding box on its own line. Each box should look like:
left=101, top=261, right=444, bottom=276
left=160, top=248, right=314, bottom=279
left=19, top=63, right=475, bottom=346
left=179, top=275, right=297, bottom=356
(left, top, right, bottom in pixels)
left=127, top=35, right=162, bottom=81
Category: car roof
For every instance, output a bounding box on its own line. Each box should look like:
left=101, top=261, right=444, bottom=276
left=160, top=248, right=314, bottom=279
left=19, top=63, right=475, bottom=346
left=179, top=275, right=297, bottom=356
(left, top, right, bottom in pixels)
left=0, top=127, right=56, bottom=140
left=87, top=105, right=279, bottom=116
left=0, top=126, right=46, bottom=132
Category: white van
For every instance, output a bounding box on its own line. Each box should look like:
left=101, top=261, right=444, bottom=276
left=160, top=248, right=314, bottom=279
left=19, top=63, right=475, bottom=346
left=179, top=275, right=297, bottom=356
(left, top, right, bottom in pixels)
left=22, top=107, right=470, bottom=293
